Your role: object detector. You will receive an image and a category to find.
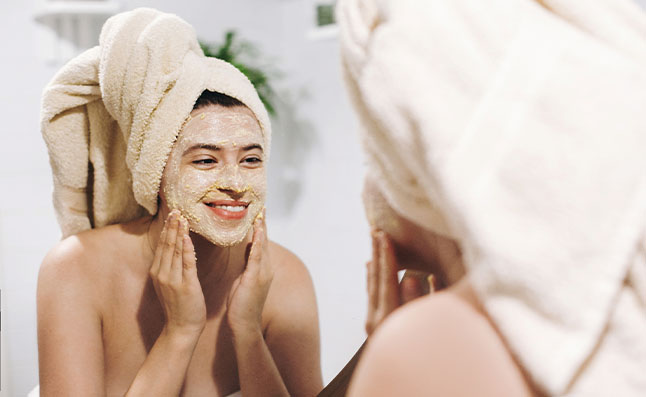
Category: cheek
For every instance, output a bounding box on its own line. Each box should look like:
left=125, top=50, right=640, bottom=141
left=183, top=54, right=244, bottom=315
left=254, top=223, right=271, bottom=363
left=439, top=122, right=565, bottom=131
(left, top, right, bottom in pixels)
left=175, top=172, right=215, bottom=204
left=248, top=171, right=267, bottom=200
left=161, top=158, right=181, bottom=202
left=163, top=162, right=207, bottom=203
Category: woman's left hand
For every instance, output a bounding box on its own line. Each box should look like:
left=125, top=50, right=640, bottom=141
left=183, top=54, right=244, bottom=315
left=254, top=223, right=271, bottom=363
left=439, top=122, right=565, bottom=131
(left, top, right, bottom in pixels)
left=365, top=231, right=434, bottom=335
left=227, top=209, right=274, bottom=337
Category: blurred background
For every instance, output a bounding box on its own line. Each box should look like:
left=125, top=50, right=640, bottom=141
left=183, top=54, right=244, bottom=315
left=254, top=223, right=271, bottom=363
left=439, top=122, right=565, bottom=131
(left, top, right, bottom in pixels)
left=0, top=0, right=371, bottom=395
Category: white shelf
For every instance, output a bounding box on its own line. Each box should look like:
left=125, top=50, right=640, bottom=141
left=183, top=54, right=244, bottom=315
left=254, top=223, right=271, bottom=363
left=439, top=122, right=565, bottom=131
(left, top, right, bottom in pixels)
left=33, top=1, right=121, bottom=64
left=35, top=1, right=120, bottom=18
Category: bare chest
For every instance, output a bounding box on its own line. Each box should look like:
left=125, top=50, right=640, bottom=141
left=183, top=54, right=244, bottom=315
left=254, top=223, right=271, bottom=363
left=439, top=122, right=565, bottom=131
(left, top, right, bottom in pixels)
left=100, top=277, right=240, bottom=396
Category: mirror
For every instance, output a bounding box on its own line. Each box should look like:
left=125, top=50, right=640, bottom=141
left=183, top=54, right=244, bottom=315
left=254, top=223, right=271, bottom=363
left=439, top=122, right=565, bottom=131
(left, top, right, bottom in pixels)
left=1, top=1, right=369, bottom=395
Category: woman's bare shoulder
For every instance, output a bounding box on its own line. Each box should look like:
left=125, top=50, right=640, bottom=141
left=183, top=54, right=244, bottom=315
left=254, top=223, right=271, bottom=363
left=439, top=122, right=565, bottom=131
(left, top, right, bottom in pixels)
left=264, top=240, right=318, bottom=321
left=267, top=240, right=312, bottom=282
left=38, top=220, right=147, bottom=290
left=348, top=284, right=535, bottom=397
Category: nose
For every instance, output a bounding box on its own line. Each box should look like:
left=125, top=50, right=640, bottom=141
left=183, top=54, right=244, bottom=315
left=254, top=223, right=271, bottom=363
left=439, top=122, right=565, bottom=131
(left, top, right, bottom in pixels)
left=217, top=165, right=246, bottom=197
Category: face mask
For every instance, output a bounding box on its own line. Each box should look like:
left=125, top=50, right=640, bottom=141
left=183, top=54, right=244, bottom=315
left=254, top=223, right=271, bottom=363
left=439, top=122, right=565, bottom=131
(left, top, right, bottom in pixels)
left=161, top=105, right=266, bottom=246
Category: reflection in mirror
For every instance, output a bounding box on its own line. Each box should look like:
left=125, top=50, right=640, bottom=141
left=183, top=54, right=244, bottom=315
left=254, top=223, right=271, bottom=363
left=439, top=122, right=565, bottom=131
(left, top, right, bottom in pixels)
left=4, top=1, right=369, bottom=396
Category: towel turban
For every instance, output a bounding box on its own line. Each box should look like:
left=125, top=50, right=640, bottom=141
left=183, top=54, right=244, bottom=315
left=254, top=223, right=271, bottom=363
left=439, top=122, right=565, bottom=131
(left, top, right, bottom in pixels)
left=41, top=7, right=271, bottom=237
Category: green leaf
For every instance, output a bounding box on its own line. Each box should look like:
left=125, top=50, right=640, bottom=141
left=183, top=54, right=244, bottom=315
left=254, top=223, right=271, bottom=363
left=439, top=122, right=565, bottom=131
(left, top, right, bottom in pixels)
left=199, top=31, right=277, bottom=116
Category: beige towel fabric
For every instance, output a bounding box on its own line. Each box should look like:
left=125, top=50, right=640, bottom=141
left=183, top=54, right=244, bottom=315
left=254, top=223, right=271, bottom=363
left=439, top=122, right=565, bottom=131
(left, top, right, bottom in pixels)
left=338, top=0, right=646, bottom=395
left=41, top=8, right=271, bottom=237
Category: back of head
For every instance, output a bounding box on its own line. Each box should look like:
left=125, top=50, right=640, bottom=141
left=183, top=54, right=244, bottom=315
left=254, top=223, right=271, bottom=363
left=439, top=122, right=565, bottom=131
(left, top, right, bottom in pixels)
left=337, top=0, right=646, bottom=394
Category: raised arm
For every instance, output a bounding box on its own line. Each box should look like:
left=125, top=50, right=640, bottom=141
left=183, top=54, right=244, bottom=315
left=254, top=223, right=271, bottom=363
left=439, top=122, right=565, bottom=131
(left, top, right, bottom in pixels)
left=38, top=211, right=207, bottom=397
left=125, top=211, right=206, bottom=396
left=226, top=214, right=323, bottom=397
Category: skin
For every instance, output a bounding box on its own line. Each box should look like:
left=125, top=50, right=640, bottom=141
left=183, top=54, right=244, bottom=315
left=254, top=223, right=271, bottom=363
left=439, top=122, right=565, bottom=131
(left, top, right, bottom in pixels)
left=348, top=178, right=536, bottom=396
left=37, top=104, right=323, bottom=397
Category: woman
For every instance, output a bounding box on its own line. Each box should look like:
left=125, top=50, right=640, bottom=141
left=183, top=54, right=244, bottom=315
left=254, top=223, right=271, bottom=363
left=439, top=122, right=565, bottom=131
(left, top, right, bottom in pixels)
left=38, top=8, right=322, bottom=396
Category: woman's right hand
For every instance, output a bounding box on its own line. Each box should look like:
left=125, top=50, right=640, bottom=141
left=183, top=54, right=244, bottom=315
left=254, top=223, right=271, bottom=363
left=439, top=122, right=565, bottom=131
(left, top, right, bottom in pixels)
left=149, top=210, right=206, bottom=338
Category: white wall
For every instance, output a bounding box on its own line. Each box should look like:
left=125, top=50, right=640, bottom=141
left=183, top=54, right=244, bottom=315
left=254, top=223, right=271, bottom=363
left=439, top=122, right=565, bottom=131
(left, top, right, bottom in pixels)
left=0, top=0, right=370, bottom=395
left=1, top=2, right=63, bottom=396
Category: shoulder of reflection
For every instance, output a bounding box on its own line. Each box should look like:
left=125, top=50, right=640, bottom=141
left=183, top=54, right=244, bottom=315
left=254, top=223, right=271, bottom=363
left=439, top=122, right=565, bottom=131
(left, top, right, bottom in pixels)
left=267, top=239, right=302, bottom=264
left=39, top=223, right=130, bottom=284
left=262, top=242, right=317, bottom=299
left=263, top=240, right=318, bottom=329
left=347, top=285, right=534, bottom=397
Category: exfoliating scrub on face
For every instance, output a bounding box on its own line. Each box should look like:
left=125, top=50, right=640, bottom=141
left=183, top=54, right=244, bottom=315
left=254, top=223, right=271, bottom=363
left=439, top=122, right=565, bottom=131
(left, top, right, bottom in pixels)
left=161, top=105, right=266, bottom=246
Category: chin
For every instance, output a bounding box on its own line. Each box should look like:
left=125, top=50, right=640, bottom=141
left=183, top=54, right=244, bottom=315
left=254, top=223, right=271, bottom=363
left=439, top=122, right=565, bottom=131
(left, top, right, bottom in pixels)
left=193, top=223, right=252, bottom=247
left=181, top=201, right=263, bottom=247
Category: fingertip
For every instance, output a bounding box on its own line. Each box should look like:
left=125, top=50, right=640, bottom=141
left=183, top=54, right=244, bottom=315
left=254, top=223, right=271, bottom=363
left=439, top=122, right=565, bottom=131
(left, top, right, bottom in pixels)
left=180, top=216, right=189, bottom=233
left=261, top=208, right=268, bottom=229
left=254, top=218, right=265, bottom=239
left=379, top=231, right=389, bottom=246
left=167, top=209, right=178, bottom=221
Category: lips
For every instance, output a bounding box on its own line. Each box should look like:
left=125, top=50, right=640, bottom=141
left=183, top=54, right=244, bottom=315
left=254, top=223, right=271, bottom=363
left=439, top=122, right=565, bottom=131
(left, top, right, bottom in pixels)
left=204, top=200, right=250, bottom=220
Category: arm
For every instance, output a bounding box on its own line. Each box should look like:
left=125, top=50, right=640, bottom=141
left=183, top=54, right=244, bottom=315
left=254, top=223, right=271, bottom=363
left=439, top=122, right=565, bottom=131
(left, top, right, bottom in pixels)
left=226, top=214, right=289, bottom=397
left=126, top=211, right=206, bottom=396
left=37, top=239, right=106, bottom=396
left=39, top=212, right=206, bottom=396
left=262, top=245, right=323, bottom=396
left=227, top=213, right=323, bottom=396
left=365, top=230, right=430, bottom=335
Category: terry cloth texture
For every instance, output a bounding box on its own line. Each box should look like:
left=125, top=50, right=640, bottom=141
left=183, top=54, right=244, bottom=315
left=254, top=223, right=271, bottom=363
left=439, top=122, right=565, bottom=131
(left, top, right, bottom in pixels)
left=41, top=8, right=271, bottom=237
left=337, top=0, right=646, bottom=395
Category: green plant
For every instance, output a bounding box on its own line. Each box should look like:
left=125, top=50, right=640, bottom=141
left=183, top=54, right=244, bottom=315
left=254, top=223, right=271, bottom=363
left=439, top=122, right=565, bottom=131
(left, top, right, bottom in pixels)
left=200, top=31, right=277, bottom=116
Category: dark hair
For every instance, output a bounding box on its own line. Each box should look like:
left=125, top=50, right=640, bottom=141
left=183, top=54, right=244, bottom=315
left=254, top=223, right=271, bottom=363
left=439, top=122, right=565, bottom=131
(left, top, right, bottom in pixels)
left=193, top=90, right=245, bottom=110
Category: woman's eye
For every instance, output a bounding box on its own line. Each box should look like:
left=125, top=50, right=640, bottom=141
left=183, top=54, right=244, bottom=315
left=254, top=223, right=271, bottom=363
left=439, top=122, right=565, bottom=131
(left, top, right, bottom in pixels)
left=192, top=158, right=217, bottom=165
left=243, top=157, right=262, bottom=165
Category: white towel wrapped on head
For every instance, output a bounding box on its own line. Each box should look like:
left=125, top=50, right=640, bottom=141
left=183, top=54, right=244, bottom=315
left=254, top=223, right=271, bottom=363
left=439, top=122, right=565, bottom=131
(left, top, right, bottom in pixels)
left=337, top=0, right=646, bottom=395
left=41, top=8, right=271, bottom=237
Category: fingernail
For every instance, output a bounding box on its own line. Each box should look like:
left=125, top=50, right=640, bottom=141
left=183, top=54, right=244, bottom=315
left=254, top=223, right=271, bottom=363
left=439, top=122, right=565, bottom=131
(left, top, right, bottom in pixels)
left=428, top=274, right=435, bottom=294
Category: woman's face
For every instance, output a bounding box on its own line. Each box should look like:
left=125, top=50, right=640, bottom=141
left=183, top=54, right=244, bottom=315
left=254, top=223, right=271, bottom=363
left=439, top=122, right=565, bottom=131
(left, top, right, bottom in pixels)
left=362, top=177, right=464, bottom=287
left=160, top=104, right=266, bottom=247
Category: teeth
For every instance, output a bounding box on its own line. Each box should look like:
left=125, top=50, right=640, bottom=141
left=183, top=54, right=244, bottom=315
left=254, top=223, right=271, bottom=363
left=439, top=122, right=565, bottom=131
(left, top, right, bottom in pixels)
left=214, top=205, right=245, bottom=212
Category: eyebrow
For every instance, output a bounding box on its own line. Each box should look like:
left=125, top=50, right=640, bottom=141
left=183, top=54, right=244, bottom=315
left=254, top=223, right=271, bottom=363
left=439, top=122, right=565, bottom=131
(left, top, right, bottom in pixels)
left=182, top=143, right=263, bottom=156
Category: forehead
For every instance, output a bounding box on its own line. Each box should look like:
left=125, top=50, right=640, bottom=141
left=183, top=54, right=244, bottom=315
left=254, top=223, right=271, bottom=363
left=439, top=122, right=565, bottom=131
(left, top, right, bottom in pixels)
left=177, top=104, right=263, bottom=146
